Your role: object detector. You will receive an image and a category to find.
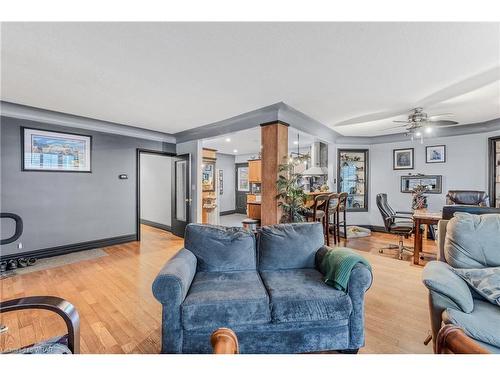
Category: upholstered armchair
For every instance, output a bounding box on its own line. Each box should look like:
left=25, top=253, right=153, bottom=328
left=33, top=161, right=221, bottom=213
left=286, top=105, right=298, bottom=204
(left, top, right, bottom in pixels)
left=422, top=213, right=500, bottom=353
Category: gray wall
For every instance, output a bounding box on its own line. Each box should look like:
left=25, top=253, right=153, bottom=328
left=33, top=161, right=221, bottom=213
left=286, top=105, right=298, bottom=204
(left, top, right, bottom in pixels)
left=216, top=153, right=236, bottom=213
left=140, top=153, right=172, bottom=227
left=0, top=116, right=175, bottom=256
left=335, top=129, right=500, bottom=227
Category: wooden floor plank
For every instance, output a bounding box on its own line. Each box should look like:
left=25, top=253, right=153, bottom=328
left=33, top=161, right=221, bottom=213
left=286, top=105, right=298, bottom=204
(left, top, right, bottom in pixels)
left=0, top=225, right=434, bottom=354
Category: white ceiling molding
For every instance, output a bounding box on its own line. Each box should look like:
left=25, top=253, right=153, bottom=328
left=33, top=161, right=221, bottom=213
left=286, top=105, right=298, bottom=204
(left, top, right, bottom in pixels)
left=0, top=101, right=176, bottom=143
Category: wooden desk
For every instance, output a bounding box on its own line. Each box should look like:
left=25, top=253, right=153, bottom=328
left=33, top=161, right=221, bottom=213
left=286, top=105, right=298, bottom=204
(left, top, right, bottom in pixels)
left=413, top=209, right=442, bottom=265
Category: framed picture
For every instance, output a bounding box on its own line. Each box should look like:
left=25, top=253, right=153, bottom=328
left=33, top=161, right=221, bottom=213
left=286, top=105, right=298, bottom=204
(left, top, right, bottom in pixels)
left=393, top=148, right=414, bottom=170
left=22, top=127, right=92, bottom=172
left=218, top=169, right=224, bottom=195
left=202, top=160, right=216, bottom=192
left=401, top=175, right=442, bottom=194
left=426, top=145, right=446, bottom=163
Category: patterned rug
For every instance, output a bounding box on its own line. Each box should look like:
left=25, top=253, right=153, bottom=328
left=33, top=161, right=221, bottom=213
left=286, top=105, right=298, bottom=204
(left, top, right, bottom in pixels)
left=1, top=248, right=108, bottom=279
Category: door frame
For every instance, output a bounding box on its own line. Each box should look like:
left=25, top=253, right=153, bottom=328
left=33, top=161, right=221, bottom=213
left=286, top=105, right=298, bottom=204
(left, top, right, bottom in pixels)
left=235, top=162, right=249, bottom=214
left=171, top=153, right=191, bottom=237
left=488, top=136, right=500, bottom=208
left=136, top=148, right=176, bottom=241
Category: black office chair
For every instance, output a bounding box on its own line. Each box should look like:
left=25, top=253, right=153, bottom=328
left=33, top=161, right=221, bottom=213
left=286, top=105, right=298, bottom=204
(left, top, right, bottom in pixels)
left=376, top=193, right=414, bottom=260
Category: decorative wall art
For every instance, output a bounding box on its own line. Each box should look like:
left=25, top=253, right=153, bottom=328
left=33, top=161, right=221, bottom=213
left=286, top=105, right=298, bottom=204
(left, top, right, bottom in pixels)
left=393, top=148, right=414, bottom=170
left=426, top=145, right=446, bottom=163
left=218, top=169, right=224, bottom=195
left=22, top=127, right=92, bottom=172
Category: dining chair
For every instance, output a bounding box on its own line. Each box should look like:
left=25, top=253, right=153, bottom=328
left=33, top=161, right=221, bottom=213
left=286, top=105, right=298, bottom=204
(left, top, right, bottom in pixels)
left=326, top=193, right=340, bottom=245
left=305, top=193, right=330, bottom=243
left=336, top=192, right=349, bottom=239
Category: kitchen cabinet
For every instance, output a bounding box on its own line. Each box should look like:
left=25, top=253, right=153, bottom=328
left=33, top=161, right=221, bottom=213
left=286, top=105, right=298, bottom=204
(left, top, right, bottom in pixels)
left=248, top=159, right=261, bottom=183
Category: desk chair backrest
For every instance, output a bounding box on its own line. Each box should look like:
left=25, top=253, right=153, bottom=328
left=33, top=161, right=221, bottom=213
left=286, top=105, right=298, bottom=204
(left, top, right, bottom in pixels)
left=376, top=193, right=393, bottom=231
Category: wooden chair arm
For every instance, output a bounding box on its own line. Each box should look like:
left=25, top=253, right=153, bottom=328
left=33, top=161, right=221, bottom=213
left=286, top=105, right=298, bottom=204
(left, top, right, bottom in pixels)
left=211, top=328, right=239, bottom=354
left=436, top=324, right=489, bottom=354
left=0, top=296, right=80, bottom=353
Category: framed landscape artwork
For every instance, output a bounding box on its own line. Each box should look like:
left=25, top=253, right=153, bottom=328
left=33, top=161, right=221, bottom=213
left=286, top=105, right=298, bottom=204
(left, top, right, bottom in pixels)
left=426, top=145, right=446, bottom=163
left=393, top=148, right=414, bottom=170
left=22, top=127, right=92, bottom=172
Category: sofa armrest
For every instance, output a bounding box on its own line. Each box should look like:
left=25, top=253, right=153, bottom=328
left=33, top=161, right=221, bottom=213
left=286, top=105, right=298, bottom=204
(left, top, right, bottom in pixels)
left=152, top=248, right=197, bottom=305
left=315, top=245, right=372, bottom=289
left=422, top=261, right=473, bottom=313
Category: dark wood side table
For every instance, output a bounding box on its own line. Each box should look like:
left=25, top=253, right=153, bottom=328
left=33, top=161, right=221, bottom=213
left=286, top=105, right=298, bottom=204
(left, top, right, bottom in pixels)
left=412, top=209, right=442, bottom=265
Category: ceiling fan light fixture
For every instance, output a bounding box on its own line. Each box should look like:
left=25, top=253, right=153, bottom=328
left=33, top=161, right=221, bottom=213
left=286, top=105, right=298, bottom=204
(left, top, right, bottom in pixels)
left=425, top=126, right=433, bottom=134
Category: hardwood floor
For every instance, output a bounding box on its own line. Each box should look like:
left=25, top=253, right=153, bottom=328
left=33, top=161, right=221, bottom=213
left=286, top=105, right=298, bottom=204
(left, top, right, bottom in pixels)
left=0, top=225, right=435, bottom=354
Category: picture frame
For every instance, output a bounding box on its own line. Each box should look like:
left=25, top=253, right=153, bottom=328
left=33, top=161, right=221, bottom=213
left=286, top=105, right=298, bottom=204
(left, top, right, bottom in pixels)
left=401, top=175, right=442, bottom=194
left=426, top=145, right=446, bottom=163
left=202, top=159, right=216, bottom=192
left=393, top=148, right=414, bottom=170
left=22, top=127, right=92, bottom=172
left=218, top=169, right=224, bottom=195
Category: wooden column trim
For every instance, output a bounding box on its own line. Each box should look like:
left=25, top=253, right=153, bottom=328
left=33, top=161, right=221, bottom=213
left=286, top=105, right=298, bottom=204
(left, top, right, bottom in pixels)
left=260, top=121, right=289, bottom=226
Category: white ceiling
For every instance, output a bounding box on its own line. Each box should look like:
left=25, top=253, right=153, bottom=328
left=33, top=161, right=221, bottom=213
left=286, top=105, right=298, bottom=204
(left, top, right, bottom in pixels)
left=1, top=22, right=499, bottom=136
left=202, top=127, right=316, bottom=155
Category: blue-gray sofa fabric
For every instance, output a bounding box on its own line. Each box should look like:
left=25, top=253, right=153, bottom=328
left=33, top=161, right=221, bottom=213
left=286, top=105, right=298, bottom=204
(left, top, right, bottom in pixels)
left=153, top=222, right=372, bottom=354
left=422, top=213, right=500, bottom=353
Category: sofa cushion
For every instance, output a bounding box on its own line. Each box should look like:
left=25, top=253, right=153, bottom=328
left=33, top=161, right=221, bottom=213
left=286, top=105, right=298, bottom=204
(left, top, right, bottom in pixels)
left=181, top=271, right=270, bottom=330
left=260, top=269, right=352, bottom=324
left=184, top=224, right=257, bottom=272
left=444, top=213, right=500, bottom=268
left=258, top=223, right=324, bottom=270
left=443, top=299, right=500, bottom=348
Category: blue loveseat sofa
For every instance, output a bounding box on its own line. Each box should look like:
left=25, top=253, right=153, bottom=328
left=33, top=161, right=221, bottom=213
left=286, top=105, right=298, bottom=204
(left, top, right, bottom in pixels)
left=152, top=222, right=373, bottom=353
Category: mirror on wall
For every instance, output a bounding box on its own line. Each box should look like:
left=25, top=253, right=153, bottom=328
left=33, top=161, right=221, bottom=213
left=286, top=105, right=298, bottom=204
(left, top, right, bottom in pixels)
left=400, top=175, right=442, bottom=194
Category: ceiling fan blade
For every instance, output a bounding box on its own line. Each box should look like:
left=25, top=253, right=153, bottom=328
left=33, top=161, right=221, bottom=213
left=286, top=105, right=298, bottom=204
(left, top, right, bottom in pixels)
left=380, top=124, right=407, bottom=130
left=392, top=120, right=409, bottom=123
left=429, top=113, right=454, bottom=119
left=429, top=120, right=459, bottom=126
left=432, top=123, right=461, bottom=128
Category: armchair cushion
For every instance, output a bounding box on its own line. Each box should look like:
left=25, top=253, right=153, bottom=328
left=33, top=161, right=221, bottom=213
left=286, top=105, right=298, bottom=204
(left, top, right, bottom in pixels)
left=185, top=224, right=257, bottom=272
left=258, top=223, right=324, bottom=271
left=181, top=271, right=270, bottom=330
left=444, top=213, right=500, bottom=268
left=152, top=248, right=197, bottom=305
left=443, top=299, right=500, bottom=348
left=422, top=261, right=474, bottom=313
left=260, top=269, right=352, bottom=323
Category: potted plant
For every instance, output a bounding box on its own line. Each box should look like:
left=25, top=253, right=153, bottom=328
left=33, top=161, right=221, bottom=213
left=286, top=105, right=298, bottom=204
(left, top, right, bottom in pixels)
left=411, top=184, right=430, bottom=210
left=276, top=154, right=310, bottom=223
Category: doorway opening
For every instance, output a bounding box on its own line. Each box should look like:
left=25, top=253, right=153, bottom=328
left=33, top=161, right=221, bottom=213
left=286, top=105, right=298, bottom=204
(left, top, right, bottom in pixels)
left=136, top=149, right=190, bottom=240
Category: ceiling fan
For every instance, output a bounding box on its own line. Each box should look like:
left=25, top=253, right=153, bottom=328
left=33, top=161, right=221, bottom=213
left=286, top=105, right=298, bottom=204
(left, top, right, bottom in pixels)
left=384, top=107, right=459, bottom=142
